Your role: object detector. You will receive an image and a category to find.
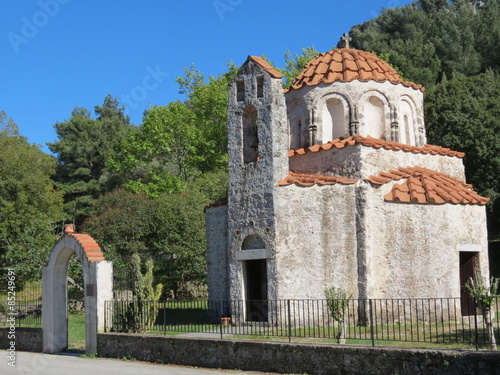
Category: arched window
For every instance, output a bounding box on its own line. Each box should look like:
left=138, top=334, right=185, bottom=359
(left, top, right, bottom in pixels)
left=363, top=96, right=385, bottom=139
left=322, top=98, right=345, bottom=142
left=242, top=235, right=266, bottom=250
left=289, top=119, right=302, bottom=149
left=243, top=106, right=258, bottom=164
left=399, top=100, right=415, bottom=145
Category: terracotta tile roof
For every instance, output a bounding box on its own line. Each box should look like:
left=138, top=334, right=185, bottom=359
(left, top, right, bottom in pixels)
left=248, top=56, right=283, bottom=79
left=288, top=135, right=465, bottom=158
left=277, top=171, right=358, bottom=187
left=204, top=196, right=228, bottom=212
left=62, top=224, right=106, bottom=262
left=365, top=166, right=489, bottom=205
left=70, top=233, right=106, bottom=262
left=287, top=48, right=424, bottom=92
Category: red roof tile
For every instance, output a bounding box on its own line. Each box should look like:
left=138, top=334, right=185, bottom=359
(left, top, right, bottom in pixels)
left=204, top=196, right=228, bottom=212
left=248, top=56, right=283, bottom=79
left=365, top=166, right=489, bottom=205
left=70, top=233, right=106, bottom=262
left=287, top=48, right=424, bottom=92
left=288, top=135, right=465, bottom=158
left=277, top=171, right=358, bottom=187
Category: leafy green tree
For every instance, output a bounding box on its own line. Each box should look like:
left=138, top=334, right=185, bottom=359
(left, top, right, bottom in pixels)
left=350, top=2, right=441, bottom=87
left=432, top=0, right=482, bottom=78
left=0, top=110, right=19, bottom=136
left=111, top=65, right=236, bottom=197
left=0, top=113, right=63, bottom=286
left=325, top=287, right=351, bottom=344
left=177, top=63, right=237, bottom=172
left=349, top=0, right=498, bottom=88
left=425, top=70, right=500, bottom=237
left=83, top=185, right=210, bottom=297
left=477, top=0, right=500, bottom=72
left=109, top=101, right=197, bottom=196
left=48, top=95, right=135, bottom=225
left=277, top=46, right=319, bottom=89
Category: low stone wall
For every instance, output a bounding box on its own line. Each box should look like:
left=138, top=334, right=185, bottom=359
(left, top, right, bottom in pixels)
left=0, top=327, right=42, bottom=352
left=98, top=333, right=500, bottom=375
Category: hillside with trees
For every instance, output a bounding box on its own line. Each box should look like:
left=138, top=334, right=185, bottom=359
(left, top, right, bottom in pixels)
left=1, top=0, right=498, bottom=295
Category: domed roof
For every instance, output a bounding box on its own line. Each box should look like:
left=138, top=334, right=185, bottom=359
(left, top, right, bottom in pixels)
left=288, top=48, right=424, bottom=92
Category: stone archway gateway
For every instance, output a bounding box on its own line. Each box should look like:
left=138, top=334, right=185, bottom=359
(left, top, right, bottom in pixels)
left=42, top=225, right=113, bottom=354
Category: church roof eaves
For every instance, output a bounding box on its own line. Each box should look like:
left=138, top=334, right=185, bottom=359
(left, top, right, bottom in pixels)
left=277, top=171, right=358, bottom=187
left=248, top=56, right=283, bottom=79
left=286, top=48, right=424, bottom=93
left=204, top=196, right=228, bottom=212
left=365, top=166, right=489, bottom=205
left=288, top=135, right=465, bottom=159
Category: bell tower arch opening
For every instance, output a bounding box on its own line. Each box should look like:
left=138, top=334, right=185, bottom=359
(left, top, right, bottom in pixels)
left=243, top=105, right=259, bottom=164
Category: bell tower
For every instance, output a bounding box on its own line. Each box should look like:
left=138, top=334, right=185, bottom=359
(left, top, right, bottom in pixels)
left=226, top=56, right=288, bottom=306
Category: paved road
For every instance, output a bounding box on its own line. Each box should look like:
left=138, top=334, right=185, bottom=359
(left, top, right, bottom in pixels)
left=2, top=352, right=281, bottom=375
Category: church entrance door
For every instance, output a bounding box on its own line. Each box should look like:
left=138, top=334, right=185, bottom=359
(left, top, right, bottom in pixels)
left=459, top=251, right=479, bottom=316
left=244, top=259, right=268, bottom=322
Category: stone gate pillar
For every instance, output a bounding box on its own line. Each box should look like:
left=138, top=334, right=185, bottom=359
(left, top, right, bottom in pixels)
left=42, top=225, right=113, bottom=354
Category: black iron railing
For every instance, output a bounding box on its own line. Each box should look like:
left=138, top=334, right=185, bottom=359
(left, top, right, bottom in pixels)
left=104, top=297, right=500, bottom=349
left=0, top=300, right=42, bottom=328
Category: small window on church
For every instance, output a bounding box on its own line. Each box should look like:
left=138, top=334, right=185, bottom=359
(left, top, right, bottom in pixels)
left=237, top=81, right=245, bottom=102
left=243, top=106, right=258, bottom=164
left=290, top=119, right=302, bottom=149
left=257, top=77, right=264, bottom=98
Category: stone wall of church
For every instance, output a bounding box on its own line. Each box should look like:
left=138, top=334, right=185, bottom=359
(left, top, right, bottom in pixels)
left=363, top=181, right=489, bottom=299
left=206, top=205, right=229, bottom=301
left=273, top=183, right=358, bottom=300
left=289, top=146, right=465, bottom=181
left=359, top=147, right=466, bottom=181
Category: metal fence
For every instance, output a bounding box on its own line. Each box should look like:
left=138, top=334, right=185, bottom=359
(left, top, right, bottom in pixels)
left=105, top=297, right=500, bottom=349
left=0, top=300, right=42, bottom=328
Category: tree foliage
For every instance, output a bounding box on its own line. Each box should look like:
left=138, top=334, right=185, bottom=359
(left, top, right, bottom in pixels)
left=109, top=101, right=197, bottom=196
left=177, top=63, right=237, bottom=172
left=48, top=95, right=135, bottom=225
left=0, top=113, right=63, bottom=286
left=82, top=183, right=216, bottom=297
left=277, top=46, right=320, bottom=89
left=111, top=65, right=235, bottom=197
left=349, top=0, right=500, bottom=88
left=324, top=287, right=351, bottom=344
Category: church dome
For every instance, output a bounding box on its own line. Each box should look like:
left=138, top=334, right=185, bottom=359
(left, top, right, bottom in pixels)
left=288, top=48, right=424, bottom=92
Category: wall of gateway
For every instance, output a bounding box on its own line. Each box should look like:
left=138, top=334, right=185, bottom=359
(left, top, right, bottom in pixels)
left=97, top=333, right=500, bottom=375
left=0, top=327, right=43, bottom=352
left=2, top=330, right=500, bottom=373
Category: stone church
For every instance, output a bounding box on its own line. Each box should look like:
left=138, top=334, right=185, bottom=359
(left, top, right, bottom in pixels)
left=205, top=39, right=490, bottom=322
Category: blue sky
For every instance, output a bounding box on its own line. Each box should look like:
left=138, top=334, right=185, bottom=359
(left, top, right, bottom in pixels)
left=1, top=0, right=414, bottom=153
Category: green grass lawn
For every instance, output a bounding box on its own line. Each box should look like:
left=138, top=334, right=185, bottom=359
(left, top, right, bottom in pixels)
left=68, top=312, right=86, bottom=350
